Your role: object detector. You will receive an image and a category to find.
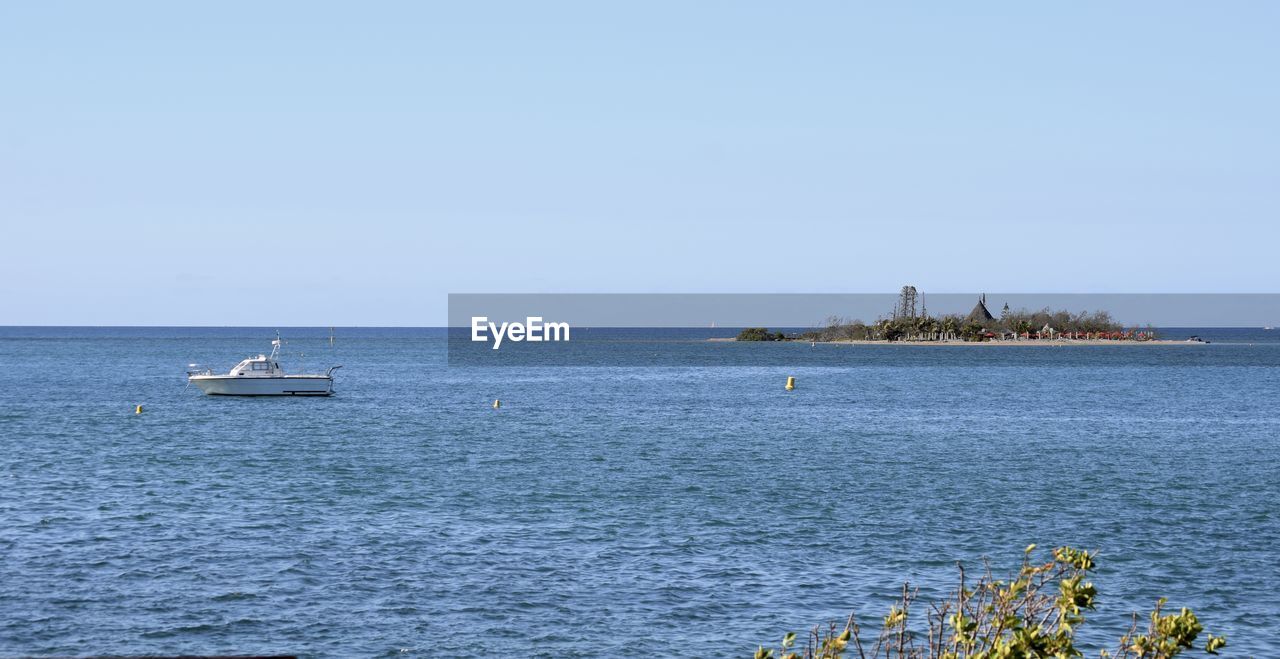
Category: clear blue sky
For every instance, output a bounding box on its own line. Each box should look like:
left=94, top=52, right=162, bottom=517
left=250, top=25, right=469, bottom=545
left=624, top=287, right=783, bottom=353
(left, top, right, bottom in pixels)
left=2, top=2, right=1277, bottom=325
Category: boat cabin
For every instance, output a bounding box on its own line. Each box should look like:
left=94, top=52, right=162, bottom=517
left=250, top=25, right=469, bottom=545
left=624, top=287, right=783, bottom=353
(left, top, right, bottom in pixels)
left=230, top=354, right=284, bottom=377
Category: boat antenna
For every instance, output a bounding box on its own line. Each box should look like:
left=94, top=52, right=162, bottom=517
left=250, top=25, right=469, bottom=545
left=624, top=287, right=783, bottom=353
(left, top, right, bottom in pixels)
left=271, top=331, right=282, bottom=360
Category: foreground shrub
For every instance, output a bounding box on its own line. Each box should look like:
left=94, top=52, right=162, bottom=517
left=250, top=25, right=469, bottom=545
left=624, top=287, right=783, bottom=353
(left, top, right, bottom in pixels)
left=755, top=545, right=1225, bottom=659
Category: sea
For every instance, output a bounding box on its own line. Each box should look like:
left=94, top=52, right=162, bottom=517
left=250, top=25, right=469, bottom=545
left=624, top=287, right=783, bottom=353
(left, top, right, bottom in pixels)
left=1, top=327, right=1278, bottom=656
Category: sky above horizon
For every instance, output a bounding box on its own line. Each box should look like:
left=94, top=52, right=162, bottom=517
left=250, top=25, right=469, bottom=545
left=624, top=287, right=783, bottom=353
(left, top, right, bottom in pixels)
left=2, top=2, right=1277, bottom=325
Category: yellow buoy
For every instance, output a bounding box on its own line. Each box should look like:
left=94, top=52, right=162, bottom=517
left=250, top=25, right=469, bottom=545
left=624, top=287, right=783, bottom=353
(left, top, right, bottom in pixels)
left=493, top=399, right=501, bottom=409
left=785, top=376, right=796, bottom=391
left=135, top=404, right=143, bottom=414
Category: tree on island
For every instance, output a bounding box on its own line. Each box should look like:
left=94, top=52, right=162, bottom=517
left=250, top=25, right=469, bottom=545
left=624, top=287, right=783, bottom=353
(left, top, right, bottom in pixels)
left=737, top=327, right=787, bottom=342
left=798, top=301, right=1141, bottom=343
left=961, top=320, right=987, bottom=341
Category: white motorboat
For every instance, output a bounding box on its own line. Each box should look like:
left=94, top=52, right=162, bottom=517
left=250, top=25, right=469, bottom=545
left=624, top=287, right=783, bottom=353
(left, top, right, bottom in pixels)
left=188, top=335, right=340, bottom=396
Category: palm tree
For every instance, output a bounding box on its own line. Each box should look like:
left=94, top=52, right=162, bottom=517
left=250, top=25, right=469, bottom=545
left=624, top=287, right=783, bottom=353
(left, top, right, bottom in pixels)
left=913, top=315, right=932, bottom=341
left=941, top=316, right=958, bottom=341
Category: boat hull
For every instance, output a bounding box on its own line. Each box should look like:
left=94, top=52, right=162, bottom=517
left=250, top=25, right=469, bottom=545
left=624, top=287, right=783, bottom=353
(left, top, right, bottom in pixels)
left=190, top=375, right=334, bottom=396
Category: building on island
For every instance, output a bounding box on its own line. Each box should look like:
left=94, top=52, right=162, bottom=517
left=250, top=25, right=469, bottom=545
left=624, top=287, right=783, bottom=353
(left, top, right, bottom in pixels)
left=965, top=294, right=995, bottom=326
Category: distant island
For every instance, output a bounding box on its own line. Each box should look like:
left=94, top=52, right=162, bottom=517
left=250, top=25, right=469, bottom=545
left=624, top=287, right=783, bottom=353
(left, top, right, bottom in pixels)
left=737, top=287, right=1172, bottom=344
left=735, top=327, right=788, bottom=342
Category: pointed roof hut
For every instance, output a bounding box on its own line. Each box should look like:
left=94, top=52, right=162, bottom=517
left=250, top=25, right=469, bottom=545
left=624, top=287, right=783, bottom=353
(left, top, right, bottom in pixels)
left=965, top=294, right=995, bottom=325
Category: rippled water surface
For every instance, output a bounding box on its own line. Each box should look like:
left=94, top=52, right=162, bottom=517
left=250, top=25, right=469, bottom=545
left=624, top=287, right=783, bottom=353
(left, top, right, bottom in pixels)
left=2, top=328, right=1278, bottom=656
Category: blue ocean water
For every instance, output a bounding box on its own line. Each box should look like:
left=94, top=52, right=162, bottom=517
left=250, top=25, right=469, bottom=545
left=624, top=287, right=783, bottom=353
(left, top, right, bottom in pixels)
left=1, top=327, right=1278, bottom=656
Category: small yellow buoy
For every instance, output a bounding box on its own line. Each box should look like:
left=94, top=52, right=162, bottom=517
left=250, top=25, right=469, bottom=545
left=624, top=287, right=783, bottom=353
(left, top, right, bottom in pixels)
left=785, top=376, right=796, bottom=391
left=492, top=399, right=501, bottom=409
left=135, top=404, right=143, bottom=414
